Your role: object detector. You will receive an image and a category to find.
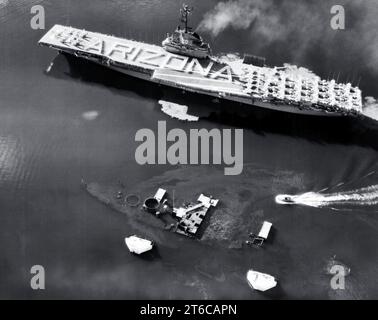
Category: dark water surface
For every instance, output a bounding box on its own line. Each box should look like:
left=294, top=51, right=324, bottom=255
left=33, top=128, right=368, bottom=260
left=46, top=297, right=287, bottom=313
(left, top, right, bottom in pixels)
left=0, top=0, right=378, bottom=299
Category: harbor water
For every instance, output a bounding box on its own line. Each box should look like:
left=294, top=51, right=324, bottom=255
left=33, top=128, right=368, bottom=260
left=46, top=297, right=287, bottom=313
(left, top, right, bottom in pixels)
left=0, top=0, right=378, bottom=299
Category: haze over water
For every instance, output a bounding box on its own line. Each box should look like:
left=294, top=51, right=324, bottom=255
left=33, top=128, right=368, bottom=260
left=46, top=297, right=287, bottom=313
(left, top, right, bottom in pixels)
left=0, top=0, right=378, bottom=299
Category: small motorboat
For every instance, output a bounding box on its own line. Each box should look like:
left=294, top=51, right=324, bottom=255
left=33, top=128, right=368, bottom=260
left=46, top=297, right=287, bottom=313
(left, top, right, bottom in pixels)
left=125, top=235, right=154, bottom=254
left=246, top=270, right=277, bottom=292
left=283, top=196, right=295, bottom=203
left=275, top=194, right=297, bottom=205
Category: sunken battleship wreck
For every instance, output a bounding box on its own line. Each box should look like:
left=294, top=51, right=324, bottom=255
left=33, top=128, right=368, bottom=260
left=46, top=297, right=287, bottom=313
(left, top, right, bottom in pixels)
left=39, top=4, right=362, bottom=117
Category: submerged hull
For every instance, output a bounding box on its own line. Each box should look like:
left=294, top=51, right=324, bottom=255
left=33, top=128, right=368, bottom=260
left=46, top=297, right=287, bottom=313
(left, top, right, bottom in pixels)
left=39, top=25, right=362, bottom=117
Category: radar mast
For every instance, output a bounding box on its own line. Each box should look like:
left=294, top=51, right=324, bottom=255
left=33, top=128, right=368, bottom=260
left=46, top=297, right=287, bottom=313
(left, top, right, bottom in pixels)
left=180, top=4, right=193, bottom=33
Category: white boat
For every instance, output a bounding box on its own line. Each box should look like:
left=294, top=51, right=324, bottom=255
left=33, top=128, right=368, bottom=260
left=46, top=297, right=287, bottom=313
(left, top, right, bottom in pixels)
left=275, top=194, right=297, bottom=205
left=246, top=270, right=277, bottom=292
left=125, top=235, right=154, bottom=254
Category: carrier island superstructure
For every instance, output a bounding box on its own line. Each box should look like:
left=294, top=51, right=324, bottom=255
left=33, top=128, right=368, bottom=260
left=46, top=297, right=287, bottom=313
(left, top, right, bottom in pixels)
left=39, top=24, right=363, bottom=117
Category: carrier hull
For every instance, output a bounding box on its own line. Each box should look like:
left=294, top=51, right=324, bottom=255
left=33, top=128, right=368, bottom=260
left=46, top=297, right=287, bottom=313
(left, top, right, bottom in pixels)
left=39, top=25, right=362, bottom=117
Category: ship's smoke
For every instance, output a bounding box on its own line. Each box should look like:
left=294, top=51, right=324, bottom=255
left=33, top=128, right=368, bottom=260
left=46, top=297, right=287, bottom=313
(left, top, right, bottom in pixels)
left=198, top=0, right=327, bottom=44
left=280, top=185, right=378, bottom=208
left=0, top=0, right=9, bottom=9
left=198, top=0, right=378, bottom=76
left=197, top=0, right=268, bottom=37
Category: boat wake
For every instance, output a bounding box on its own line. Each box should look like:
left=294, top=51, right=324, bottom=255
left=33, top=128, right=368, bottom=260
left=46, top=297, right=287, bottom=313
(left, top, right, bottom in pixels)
left=362, top=96, right=378, bottom=121
left=276, top=185, right=378, bottom=209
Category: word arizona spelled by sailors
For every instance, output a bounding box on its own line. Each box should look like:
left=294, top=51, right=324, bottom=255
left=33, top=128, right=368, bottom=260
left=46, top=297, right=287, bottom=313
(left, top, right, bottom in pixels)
left=135, top=121, right=243, bottom=175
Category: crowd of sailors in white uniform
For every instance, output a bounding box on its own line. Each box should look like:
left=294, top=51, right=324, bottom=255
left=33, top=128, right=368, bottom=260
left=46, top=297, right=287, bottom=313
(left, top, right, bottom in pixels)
left=241, top=65, right=362, bottom=115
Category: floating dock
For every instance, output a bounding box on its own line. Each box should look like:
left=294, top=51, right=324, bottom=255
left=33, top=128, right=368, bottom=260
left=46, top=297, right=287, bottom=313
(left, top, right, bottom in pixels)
left=142, top=188, right=219, bottom=237
left=173, top=194, right=219, bottom=236
left=248, top=221, right=273, bottom=246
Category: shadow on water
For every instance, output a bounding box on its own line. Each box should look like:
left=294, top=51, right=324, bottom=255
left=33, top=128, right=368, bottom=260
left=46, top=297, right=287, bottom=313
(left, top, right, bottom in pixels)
left=46, top=53, right=378, bottom=150
left=258, top=283, right=286, bottom=300
left=133, top=245, right=162, bottom=261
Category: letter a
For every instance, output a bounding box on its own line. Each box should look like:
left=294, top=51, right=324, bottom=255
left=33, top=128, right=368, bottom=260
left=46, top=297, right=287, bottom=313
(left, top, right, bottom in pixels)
left=330, top=5, right=345, bottom=30
left=30, top=265, right=45, bottom=290
left=330, top=265, right=345, bottom=290
left=30, top=5, right=45, bottom=30
left=135, top=129, right=155, bottom=164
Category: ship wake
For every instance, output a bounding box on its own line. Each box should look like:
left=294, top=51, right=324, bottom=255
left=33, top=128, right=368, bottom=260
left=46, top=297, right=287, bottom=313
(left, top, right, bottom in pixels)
left=276, top=185, right=378, bottom=209
left=362, top=96, right=378, bottom=121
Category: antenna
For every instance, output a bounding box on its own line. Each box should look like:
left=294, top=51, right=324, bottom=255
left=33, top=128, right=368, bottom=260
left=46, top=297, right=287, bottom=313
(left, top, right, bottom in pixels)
left=180, top=4, right=193, bottom=32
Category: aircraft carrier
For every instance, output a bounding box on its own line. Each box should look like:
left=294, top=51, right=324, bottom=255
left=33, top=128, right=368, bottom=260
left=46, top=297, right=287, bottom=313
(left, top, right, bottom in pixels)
left=38, top=7, right=363, bottom=117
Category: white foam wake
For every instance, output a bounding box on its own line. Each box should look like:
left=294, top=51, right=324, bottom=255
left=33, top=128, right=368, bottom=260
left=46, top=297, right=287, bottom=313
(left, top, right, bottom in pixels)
left=158, top=100, right=199, bottom=122
left=362, top=96, right=378, bottom=121
left=276, top=185, right=378, bottom=208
